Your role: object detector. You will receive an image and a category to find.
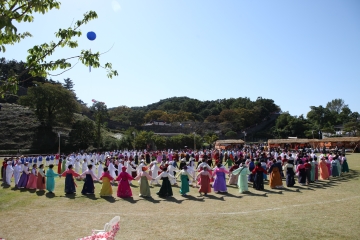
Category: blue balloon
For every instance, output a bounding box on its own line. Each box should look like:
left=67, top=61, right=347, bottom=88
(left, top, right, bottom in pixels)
left=87, top=31, right=96, bottom=41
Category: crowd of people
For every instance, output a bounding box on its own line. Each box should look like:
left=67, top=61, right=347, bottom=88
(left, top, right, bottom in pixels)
left=1, top=146, right=350, bottom=199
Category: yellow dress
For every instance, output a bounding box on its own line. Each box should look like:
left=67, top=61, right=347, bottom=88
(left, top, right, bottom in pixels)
left=100, top=176, right=113, bottom=196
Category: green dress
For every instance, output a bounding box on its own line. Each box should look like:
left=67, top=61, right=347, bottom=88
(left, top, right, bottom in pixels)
left=232, top=166, right=251, bottom=193
left=310, top=161, right=315, bottom=182
left=139, top=176, right=151, bottom=197
left=225, top=158, right=233, bottom=167
left=179, top=174, right=190, bottom=195
left=61, top=160, right=66, bottom=173
left=45, top=169, right=59, bottom=192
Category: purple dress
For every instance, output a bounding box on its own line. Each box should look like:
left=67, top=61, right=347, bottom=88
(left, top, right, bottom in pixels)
left=17, top=170, right=29, bottom=188
left=213, top=171, right=227, bottom=192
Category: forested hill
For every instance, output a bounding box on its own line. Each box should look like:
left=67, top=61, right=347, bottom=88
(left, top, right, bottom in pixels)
left=108, top=96, right=281, bottom=133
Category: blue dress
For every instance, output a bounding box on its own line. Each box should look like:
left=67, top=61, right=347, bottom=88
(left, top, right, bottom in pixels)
left=65, top=173, right=76, bottom=194
left=45, top=169, right=59, bottom=192
left=81, top=174, right=95, bottom=194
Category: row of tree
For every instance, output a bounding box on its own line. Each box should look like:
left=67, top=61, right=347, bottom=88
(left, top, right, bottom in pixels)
left=109, top=96, right=281, bottom=132
left=272, top=99, right=360, bottom=138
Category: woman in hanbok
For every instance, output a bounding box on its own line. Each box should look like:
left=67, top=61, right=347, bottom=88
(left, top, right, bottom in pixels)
left=13, top=161, right=22, bottom=187
left=61, top=158, right=67, bottom=174
left=134, top=167, right=153, bottom=197
left=155, top=167, right=175, bottom=198
left=248, top=159, right=255, bottom=182
left=99, top=167, right=114, bottom=197
left=57, top=157, right=62, bottom=174
left=116, top=166, right=134, bottom=198
left=318, top=158, right=329, bottom=180
left=36, top=164, right=46, bottom=190
left=296, top=161, right=307, bottom=185
left=325, top=157, right=332, bottom=176
left=17, top=162, right=30, bottom=188
left=150, top=160, right=161, bottom=185
left=61, top=165, right=80, bottom=194
left=97, top=162, right=104, bottom=179
left=232, top=164, right=250, bottom=193
left=261, top=161, right=268, bottom=181
left=197, top=167, right=212, bottom=196
left=74, top=159, right=81, bottom=174
left=26, top=164, right=38, bottom=189
left=108, top=160, right=117, bottom=180
left=268, top=160, right=283, bottom=189
left=336, top=156, right=341, bottom=177
left=252, top=163, right=267, bottom=190
left=5, top=161, right=14, bottom=185
left=341, top=154, right=349, bottom=173
left=176, top=166, right=193, bottom=196
left=212, top=164, right=229, bottom=193
left=310, top=159, right=316, bottom=183
left=283, top=161, right=295, bottom=187
left=331, top=159, right=340, bottom=177
left=313, top=158, right=319, bottom=182
left=45, top=164, right=60, bottom=193
left=80, top=165, right=99, bottom=195
left=228, top=164, right=239, bottom=185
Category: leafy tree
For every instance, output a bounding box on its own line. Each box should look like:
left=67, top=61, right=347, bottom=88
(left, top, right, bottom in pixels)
left=343, top=121, right=360, bottom=136
left=326, top=99, right=348, bottom=114
left=18, top=82, right=80, bottom=126
left=204, top=134, right=218, bottom=145
left=0, top=1, right=117, bottom=97
left=144, top=110, right=167, bottom=122
left=225, top=130, right=237, bottom=138
left=69, top=118, right=95, bottom=150
left=272, top=113, right=310, bottom=138
left=62, top=78, right=75, bottom=91
left=152, top=135, right=166, bottom=150
left=90, top=101, right=109, bottom=150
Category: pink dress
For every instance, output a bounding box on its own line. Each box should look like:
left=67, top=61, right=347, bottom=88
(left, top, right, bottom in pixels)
left=116, top=172, right=134, bottom=198
left=26, top=168, right=38, bottom=189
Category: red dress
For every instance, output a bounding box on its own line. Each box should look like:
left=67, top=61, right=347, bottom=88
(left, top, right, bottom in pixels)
left=198, top=171, right=211, bottom=194
left=116, top=172, right=134, bottom=198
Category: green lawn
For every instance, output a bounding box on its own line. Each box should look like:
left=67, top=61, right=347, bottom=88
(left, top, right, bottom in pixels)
left=0, top=154, right=359, bottom=240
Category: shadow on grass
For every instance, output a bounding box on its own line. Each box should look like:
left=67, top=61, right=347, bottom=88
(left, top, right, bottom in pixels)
left=262, top=189, right=283, bottom=194
left=28, top=189, right=36, bottom=193
left=45, top=192, right=56, bottom=198
left=36, top=190, right=45, bottom=196
left=292, top=186, right=315, bottom=191
left=281, top=187, right=302, bottom=193
left=120, top=197, right=140, bottom=204
left=241, top=191, right=268, bottom=197
left=203, top=194, right=225, bottom=201
left=130, top=184, right=139, bottom=188
left=140, top=196, right=161, bottom=204
left=182, top=195, right=205, bottom=202
left=80, top=194, right=101, bottom=200
left=61, top=193, right=77, bottom=199
left=100, top=196, right=117, bottom=203
left=163, top=196, right=184, bottom=204
left=216, top=191, right=242, bottom=199
left=1, top=183, right=10, bottom=189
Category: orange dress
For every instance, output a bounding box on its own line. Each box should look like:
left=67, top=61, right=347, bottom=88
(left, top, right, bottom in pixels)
left=319, top=160, right=329, bottom=180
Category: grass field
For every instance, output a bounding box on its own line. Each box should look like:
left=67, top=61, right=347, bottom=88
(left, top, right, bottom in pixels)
left=0, top=154, right=359, bottom=240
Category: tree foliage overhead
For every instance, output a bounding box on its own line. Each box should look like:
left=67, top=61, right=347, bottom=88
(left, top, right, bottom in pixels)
left=0, top=1, right=117, bottom=97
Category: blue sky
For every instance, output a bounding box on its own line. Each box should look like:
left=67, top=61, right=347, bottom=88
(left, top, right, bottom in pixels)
left=3, top=0, right=360, bottom=116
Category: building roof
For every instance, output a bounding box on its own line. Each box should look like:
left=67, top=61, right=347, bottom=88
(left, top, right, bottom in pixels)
left=215, top=139, right=245, bottom=145
left=268, top=139, right=310, bottom=144
left=319, top=137, right=360, bottom=142
left=268, top=137, right=360, bottom=144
